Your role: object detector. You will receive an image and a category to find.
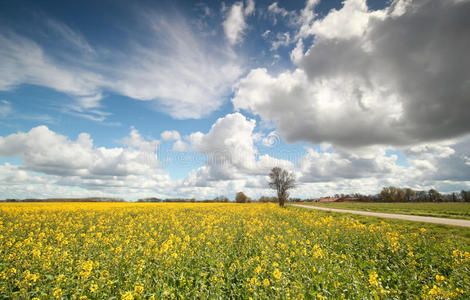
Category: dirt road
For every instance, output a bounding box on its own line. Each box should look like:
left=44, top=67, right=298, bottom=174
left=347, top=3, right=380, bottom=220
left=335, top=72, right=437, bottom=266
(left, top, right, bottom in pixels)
left=292, top=204, right=470, bottom=228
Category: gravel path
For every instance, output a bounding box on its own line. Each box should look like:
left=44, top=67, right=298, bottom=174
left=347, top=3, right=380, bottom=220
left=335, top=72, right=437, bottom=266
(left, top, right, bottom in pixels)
left=292, top=204, right=470, bottom=228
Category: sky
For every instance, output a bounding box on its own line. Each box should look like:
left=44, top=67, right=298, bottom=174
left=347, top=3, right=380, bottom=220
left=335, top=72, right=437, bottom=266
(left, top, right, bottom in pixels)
left=1, top=0, right=470, bottom=200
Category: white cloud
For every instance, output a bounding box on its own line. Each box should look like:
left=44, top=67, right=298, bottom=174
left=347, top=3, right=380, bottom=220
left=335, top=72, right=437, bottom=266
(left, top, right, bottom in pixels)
left=245, top=0, right=255, bottom=15
left=290, top=39, right=304, bottom=64
left=270, top=32, right=291, bottom=51
left=268, top=2, right=289, bottom=17
left=223, top=2, right=247, bottom=45
left=0, top=126, right=160, bottom=178
left=298, top=147, right=403, bottom=182
left=185, top=113, right=294, bottom=185
left=267, top=2, right=297, bottom=25
left=188, top=113, right=258, bottom=172
left=0, top=119, right=290, bottom=200
left=0, top=163, right=49, bottom=185
left=1, top=118, right=469, bottom=200
left=172, top=139, right=189, bottom=152
left=161, top=130, right=189, bottom=152
left=261, top=131, right=281, bottom=147
left=161, top=130, right=181, bottom=141
left=298, top=0, right=385, bottom=40
left=297, top=0, right=320, bottom=38
left=223, top=0, right=256, bottom=45
left=0, top=126, right=182, bottom=199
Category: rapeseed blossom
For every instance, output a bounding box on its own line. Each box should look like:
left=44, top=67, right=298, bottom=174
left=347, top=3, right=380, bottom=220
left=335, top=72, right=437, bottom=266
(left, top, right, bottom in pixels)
left=0, top=202, right=468, bottom=299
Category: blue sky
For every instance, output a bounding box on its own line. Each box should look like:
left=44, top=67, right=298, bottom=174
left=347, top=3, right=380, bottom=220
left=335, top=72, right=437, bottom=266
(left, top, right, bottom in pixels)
left=1, top=0, right=470, bottom=200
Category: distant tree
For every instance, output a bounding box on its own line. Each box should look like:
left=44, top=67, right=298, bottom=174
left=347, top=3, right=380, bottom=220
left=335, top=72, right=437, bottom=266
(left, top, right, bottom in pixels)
left=404, top=188, right=416, bottom=202
left=258, top=196, right=276, bottom=203
left=268, top=167, right=296, bottom=207
left=214, top=196, right=229, bottom=202
left=451, top=192, right=457, bottom=202
left=235, top=192, right=248, bottom=203
left=380, top=186, right=405, bottom=202
left=428, top=189, right=441, bottom=202
left=461, top=190, right=470, bottom=202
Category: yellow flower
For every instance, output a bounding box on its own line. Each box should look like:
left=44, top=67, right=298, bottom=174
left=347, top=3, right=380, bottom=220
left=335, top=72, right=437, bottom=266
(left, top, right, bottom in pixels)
left=90, top=283, right=98, bottom=293
left=408, top=251, right=414, bottom=257
left=273, top=269, right=282, bottom=280
left=428, top=285, right=442, bottom=296
left=52, top=287, right=62, bottom=299
left=263, top=278, right=270, bottom=287
left=435, top=274, right=445, bottom=281
left=121, top=291, right=134, bottom=300
left=134, top=283, right=144, bottom=295
left=369, top=271, right=379, bottom=287
left=79, top=260, right=94, bottom=279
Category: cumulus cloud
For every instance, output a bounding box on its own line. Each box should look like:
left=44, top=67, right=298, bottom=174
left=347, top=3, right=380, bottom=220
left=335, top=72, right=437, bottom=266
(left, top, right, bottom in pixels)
left=402, top=136, right=470, bottom=182
left=0, top=126, right=182, bottom=199
left=185, top=113, right=293, bottom=184
left=0, top=117, right=294, bottom=200
left=161, top=130, right=181, bottom=141
left=0, top=163, right=49, bottom=185
left=1, top=118, right=469, bottom=200
left=298, top=0, right=383, bottom=39
left=0, top=126, right=160, bottom=178
left=161, top=130, right=190, bottom=152
left=298, top=147, right=403, bottom=182
left=233, top=0, right=470, bottom=148
left=188, top=113, right=258, bottom=176
left=172, top=139, right=189, bottom=152
left=233, top=68, right=404, bottom=147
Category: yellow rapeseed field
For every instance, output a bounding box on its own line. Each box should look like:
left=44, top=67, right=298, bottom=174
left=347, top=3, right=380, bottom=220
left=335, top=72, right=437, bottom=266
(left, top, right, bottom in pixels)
left=0, top=203, right=469, bottom=299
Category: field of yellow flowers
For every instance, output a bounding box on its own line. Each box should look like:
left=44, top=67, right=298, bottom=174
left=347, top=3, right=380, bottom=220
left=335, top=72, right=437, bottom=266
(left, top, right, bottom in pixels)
left=0, top=203, right=469, bottom=299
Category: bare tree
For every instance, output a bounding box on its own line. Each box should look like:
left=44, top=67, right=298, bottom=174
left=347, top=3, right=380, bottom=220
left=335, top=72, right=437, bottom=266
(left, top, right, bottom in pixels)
left=268, top=167, right=296, bottom=207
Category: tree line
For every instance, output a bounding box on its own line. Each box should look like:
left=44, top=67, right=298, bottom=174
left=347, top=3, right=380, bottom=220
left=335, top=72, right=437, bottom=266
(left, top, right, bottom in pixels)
left=323, top=187, right=470, bottom=203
